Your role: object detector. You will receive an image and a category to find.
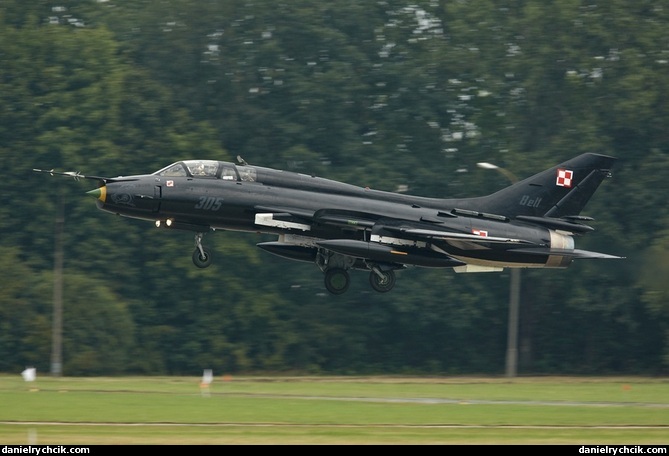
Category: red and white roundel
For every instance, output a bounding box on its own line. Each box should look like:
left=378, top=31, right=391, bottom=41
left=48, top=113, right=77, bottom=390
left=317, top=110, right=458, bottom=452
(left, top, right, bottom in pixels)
left=556, top=168, right=573, bottom=188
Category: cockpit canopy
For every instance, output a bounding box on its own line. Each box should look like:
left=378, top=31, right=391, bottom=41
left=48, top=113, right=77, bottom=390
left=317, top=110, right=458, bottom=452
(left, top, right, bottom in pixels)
left=153, top=160, right=256, bottom=181
left=152, top=159, right=365, bottom=197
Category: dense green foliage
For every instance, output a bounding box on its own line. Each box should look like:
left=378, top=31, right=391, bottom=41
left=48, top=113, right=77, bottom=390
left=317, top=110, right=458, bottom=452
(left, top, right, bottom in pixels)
left=1, top=1, right=668, bottom=375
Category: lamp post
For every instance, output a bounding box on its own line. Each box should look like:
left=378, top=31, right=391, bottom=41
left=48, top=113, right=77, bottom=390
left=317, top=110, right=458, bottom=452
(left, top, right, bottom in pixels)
left=51, top=192, right=64, bottom=377
left=477, top=161, right=520, bottom=378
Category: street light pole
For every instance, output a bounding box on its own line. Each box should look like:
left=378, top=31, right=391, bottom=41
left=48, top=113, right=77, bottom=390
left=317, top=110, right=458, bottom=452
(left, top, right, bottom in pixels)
left=51, top=192, right=64, bottom=377
left=506, top=268, right=520, bottom=377
left=477, top=161, right=520, bottom=378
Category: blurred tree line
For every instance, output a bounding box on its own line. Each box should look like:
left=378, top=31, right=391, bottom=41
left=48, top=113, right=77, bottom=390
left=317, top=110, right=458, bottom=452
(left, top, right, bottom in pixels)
left=1, top=0, right=667, bottom=376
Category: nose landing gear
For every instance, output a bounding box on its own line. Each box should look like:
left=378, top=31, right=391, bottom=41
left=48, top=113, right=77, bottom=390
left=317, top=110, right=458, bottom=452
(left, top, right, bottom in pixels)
left=192, top=233, right=212, bottom=268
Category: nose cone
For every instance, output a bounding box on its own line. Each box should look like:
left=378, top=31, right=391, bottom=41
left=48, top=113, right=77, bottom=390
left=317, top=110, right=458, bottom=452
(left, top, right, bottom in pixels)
left=86, top=186, right=106, bottom=202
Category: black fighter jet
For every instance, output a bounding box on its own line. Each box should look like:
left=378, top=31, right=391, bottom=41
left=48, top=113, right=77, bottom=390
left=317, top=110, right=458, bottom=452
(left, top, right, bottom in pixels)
left=34, top=153, right=623, bottom=294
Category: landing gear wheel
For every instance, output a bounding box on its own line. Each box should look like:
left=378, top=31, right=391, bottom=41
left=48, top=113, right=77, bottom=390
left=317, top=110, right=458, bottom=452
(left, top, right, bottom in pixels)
left=369, top=269, right=396, bottom=293
left=192, top=232, right=212, bottom=268
left=192, top=247, right=212, bottom=268
left=324, top=268, right=350, bottom=295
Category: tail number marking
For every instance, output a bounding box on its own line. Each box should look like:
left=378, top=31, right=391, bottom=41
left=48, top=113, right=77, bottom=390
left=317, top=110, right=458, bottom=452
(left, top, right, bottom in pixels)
left=195, top=196, right=224, bottom=211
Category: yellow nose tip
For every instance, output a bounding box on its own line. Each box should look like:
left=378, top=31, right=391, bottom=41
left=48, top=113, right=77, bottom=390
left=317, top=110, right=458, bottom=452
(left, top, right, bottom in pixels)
left=86, top=186, right=106, bottom=202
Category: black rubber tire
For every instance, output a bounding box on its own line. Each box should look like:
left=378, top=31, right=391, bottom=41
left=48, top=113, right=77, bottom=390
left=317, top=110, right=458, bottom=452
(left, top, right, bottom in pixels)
left=324, top=268, right=350, bottom=295
left=369, top=269, right=396, bottom=293
left=192, top=248, right=213, bottom=268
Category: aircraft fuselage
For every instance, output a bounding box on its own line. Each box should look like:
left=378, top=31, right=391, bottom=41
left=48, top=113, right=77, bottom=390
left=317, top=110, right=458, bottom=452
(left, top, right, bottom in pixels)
left=91, top=161, right=574, bottom=272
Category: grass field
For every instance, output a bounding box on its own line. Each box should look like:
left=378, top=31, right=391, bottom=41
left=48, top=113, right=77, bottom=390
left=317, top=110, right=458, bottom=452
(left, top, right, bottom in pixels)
left=0, top=375, right=667, bottom=444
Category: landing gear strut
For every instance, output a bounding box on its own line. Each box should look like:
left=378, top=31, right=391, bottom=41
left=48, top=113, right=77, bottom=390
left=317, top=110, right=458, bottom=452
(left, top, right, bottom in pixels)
left=192, top=233, right=212, bottom=268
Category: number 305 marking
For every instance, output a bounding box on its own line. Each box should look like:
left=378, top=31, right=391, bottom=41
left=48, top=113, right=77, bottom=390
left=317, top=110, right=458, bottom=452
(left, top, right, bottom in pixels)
left=195, top=196, right=223, bottom=211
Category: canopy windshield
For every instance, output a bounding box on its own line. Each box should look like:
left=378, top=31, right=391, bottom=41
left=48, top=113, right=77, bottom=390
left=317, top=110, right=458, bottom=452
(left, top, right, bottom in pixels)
left=154, top=160, right=219, bottom=178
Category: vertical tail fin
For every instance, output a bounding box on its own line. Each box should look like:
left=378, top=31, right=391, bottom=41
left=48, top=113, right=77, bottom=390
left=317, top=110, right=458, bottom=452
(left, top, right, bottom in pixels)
left=472, top=153, right=616, bottom=218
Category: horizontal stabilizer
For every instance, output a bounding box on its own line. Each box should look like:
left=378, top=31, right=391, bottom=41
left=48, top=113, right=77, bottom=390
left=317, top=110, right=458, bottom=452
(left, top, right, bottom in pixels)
left=508, top=247, right=624, bottom=260
left=515, top=215, right=594, bottom=233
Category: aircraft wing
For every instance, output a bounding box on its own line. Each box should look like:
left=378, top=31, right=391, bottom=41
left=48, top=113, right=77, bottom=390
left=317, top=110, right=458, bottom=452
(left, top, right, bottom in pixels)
left=254, top=206, right=381, bottom=229
left=253, top=206, right=536, bottom=247
left=254, top=205, right=316, bottom=223
left=313, top=209, right=380, bottom=229
left=388, top=226, right=534, bottom=245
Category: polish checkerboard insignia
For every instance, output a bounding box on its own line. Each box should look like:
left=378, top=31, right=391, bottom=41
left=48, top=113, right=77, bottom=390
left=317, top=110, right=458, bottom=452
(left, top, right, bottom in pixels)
left=556, top=168, right=573, bottom=188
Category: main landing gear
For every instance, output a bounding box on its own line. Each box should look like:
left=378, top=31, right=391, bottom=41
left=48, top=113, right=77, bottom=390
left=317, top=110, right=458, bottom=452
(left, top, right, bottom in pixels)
left=369, top=267, right=396, bottom=293
left=323, top=267, right=396, bottom=295
left=192, top=233, right=212, bottom=268
left=318, top=249, right=398, bottom=295
left=324, top=268, right=350, bottom=295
